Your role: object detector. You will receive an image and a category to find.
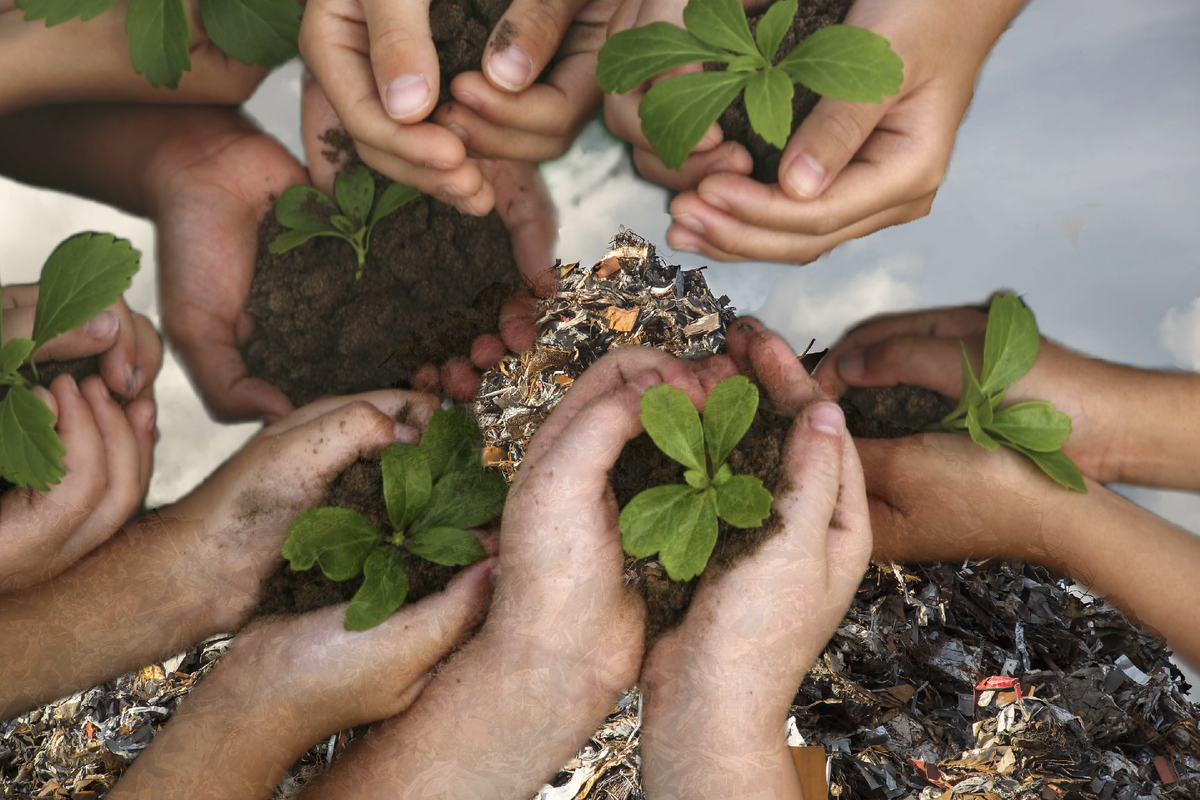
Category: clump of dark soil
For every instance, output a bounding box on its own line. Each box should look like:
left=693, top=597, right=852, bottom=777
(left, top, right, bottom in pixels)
left=839, top=383, right=956, bottom=438
left=429, top=0, right=512, bottom=102
left=715, top=0, right=855, bottom=184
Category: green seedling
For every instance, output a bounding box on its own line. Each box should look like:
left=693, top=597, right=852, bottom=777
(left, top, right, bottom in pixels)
left=933, top=293, right=1086, bottom=492
left=281, top=406, right=506, bottom=630
left=619, top=375, right=774, bottom=581
left=269, top=168, right=420, bottom=280
left=0, top=233, right=140, bottom=492
left=597, top=0, right=902, bottom=170
left=17, top=0, right=300, bottom=89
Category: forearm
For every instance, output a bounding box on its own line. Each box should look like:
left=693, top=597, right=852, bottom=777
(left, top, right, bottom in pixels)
left=1101, top=365, right=1200, bottom=491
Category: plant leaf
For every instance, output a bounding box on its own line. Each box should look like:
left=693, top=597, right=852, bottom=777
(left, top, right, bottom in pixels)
left=268, top=228, right=346, bottom=255
left=684, top=469, right=709, bottom=490
left=597, top=22, right=733, bottom=94
left=381, top=442, right=431, bottom=532
left=282, top=507, right=382, bottom=580
left=1006, top=444, right=1087, bottom=493
left=0, top=385, right=66, bottom=491
left=942, top=341, right=986, bottom=425
left=16, top=0, right=120, bottom=24
left=683, top=0, right=758, bottom=56
left=330, top=215, right=358, bottom=235
left=712, top=463, right=733, bottom=486
left=417, top=470, right=507, bottom=532
left=965, top=405, right=1001, bottom=451
left=200, top=0, right=299, bottom=68
left=420, top=406, right=481, bottom=481
left=275, top=185, right=337, bottom=231
left=639, top=384, right=705, bottom=473
left=727, top=53, right=766, bottom=73
left=370, top=182, right=420, bottom=227
left=620, top=484, right=717, bottom=581
left=702, top=375, right=758, bottom=469
left=980, top=293, right=1040, bottom=396
left=778, top=24, right=902, bottom=103
left=344, top=546, right=410, bottom=630
left=988, top=401, right=1071, bottom=453
left=1, top=338, right=36, bottom=381
left=754, top=0, right=797, bottom=62
left=659, top=489, right=720, bottom=581
left=745, top=68, right=794, bottom=150
left=126, top=0, right=192, bottom=89
left=641, top=71, right=749, bottom=170
left=334, top=167, right=375, bottom=224
left=715, top=474, right=773, bottom=528
left=408, top=526, right=487, bottom=566
left=32, top=234, right=140, bottom=349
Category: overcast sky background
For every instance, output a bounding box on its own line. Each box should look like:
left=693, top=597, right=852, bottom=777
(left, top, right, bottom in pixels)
left=1, top=0, right=1198, bottom=677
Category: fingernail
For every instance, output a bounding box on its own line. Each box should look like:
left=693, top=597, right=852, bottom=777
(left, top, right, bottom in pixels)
left=487, top=45, right=533, bottom=91
left=697, top=126, right=722, bottom=151
left=132, top=367, right=146, bottom=396
left=674, top=214, right=705, bottom=235
left=785, top=152, right=826, bottom=199
left=698, top=191, right=729, bottom=212
left=31, top=385, right=55, bottom=415
left=446, top=123, right=469, bottom=144
left=124, top=364, right=136, bottom=397
left=456, top=91, right=481, bottom=111
left=85, top=310, right=118, bottom=339
left=385, top=74, right=431, bottom=119
left=806, top=401, right=845, bottom=435
left=839, top=349, right=864, bottom=380
left=630, top=371, right=663, bottom=395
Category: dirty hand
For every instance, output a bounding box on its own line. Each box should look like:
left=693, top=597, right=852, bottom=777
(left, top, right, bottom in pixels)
left=0, top=0, right=264, bottom=113
left=147, top=107, right=307, bottom=423
left=640, top=321, right=871, bottom=800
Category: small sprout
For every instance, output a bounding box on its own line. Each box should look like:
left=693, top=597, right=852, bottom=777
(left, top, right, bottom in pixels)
left=0, top=233, right=140, bottom=491
left=281, top=406, right=506, bottom=630
left=619, top=375, right=773, bottom=581
left=597, top=0, right=902, bottom=169
left=269, top=168, right=420, bottom=280
left=932, top=293, right=1086, bottom=492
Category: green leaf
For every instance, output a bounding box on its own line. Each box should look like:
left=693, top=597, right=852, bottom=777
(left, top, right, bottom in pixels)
left=408, top=527, right=487, bottom=566
left=988, top=402, right=1071, bottom=453
left=0, top=385, right=66, bottom=491
left=715, top=474, right=773, bottom=528
left=713, top=463, right=733, bottom=486
left=380, top=442, right=431, bottom=532
left=684, top=469, right=709, bottom=490
left=1007, top=445, right=1087, bottom=493
left=659, top=489, right=720, bottom=581
left=980, top=293, right=1040, bottom=396
left=1, top=338, right=36, bottom=381
left=16, top=0, right=120, bottom=24
left=330, top=215, right=358, bottom=235
left=702, top=375, right=758, bottom=469
left=268, top=228, right=347, bottom=255
left=683, top=0, right=758, bottom=57
left=370, top=182, right=420, bottom=227
left=639, top=383, right=705, bottom=473
left=126, top=0, right=192, bottom=89
left=200, top=0, right=299, bottom=68
left=420, top=406, right=481, bottom=481
left=620, top=484, right=718, bottom=581
left=334, top=167, right=375, bottom=224
left=942, top=341, right=986, bottom=425
left=778, top=24, right=902, bottom=103
left=418, top=470, right=507, bottom=531
left=641, top=71, right=749, bottom=170
left=344, top=546, right=410, bottom=631
left=744, top=68, right=794, bottom=151
left=282, top=507, right=382, bottom=580
left=754, top=0, right=797, bottom=62
left=597, top=22, right=733, bottom=94
left=275, top=185, right=337, bottom=231
left=727, top=53, right=766, bottom=73
left=32, top=234, right=140, bottom=349
left=965, top=405, right=1001, bottom=451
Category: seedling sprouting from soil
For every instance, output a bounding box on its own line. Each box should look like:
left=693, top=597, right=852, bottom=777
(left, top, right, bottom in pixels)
left=933, top=293, right=1086, bottom=492
left=597, top=0, right=902, bottom=169
left=1, top=233, right=141, bottom=491
left=619, top=375, right=774, bottom=581
left=16, top=0, right=300, bottom=89
left=282, top=406, right=506, bottom=630
left=269, top=168, right=420, bottom=280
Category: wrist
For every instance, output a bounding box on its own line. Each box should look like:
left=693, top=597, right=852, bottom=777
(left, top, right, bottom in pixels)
left=1102, top=365, right=1200, bottom=490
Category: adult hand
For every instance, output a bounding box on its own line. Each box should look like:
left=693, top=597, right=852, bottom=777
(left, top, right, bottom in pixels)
left=607, top=0, right=1027, bottom=263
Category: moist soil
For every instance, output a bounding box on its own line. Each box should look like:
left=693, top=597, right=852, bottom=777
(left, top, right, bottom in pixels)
left=715, top=0, right=855, bottom=184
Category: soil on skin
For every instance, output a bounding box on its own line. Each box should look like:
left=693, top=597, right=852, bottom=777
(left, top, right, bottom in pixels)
left=715, top=0, right=855, bottom=184
left=839, top=384, right=957, bottom=438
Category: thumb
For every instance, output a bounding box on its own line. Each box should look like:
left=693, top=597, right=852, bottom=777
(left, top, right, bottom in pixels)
left=483, top=0, right=586, bottom=92
left=362, top=0, right=441, bottom=121
left=482, top=159, right=558, bottom=286
left=836, top=334, right=968, bottom=400
left=779, top=95, right=894, bottom=199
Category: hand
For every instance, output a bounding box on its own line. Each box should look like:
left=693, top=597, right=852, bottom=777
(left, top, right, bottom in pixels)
left=145, top=108, right=307, bottom=423
left=606, top=0, right=1026, bottom=263
left=0, top=0, right=264, bottom=113
left=640, top=322, right=872, bottom=800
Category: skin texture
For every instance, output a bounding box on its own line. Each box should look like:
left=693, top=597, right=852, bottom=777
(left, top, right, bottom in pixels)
left=604, top=0, right=1030, bottom=263
left=299, top=0, right=615, bottom=213
left=1, top=288, right=161, bottom=593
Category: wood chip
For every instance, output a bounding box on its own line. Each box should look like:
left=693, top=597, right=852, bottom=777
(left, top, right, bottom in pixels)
left=602, top=306, right=638, bottom=332
left=682, top=312, right=719, bottom=336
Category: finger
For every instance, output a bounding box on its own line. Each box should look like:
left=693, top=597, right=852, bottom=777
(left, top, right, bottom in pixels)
left=724, top=317, right=767, bottom=376
left=172, top=331, right=295, bottom=424
left=483, top=0, right=588, bottom=93
left=692, top=354, right=738, bottom=396
left=21, top=309, right=119, bottom=362
left=779, top=94, right=897, bottom=200
left=124, top=398, right=157, bottom=499
left=263, top=390, right=439, bottom=439
left=632, top=140, right=753, bottom=192
left=359, top=0, right=440, bottom=121
left=95, top=298, right=143, bottom=399
left=355, top=137, right=492, bottom=214
left=436, top=98, right=584, bottom=162
left=448, top=63, right=599, bottom=143
left=835, top=334, right=972, bottom=399
left=469, top=334, right=509, bottom=370
left=300, top=74, right=347, bottom=195
left=1, top=284, right=38, bottom=309
left=129, top=313, right=163, bottom=401
left=480, top=159, right=557, bottom=284
left=772, top=403, right=848, bottom=572
left=441, top=358, right=481, bottom=403
left=497, top=293, right=540, bottom=353
left=743, top=328, right=825, bottom=411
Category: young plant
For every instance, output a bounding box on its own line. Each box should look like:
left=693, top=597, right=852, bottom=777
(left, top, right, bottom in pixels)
left=281, top=406, right=507, bottom=631
left=17, top=0, right=300, bottom=89
left=0, top=233, right=140, bottom=492
left=933, top=293, right=1086, bottom=493
left=597, top=0, right=903, bottom=170
left=269, top=168, right=420, bottom=280
left=619, top=375, right=774, bottom=581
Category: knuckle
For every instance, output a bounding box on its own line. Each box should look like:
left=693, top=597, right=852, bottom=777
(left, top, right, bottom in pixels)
left=819, top=111, right=868, bottom=160
left=505, top=4, right=567, bottom=55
